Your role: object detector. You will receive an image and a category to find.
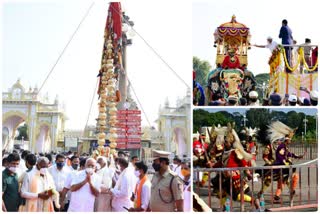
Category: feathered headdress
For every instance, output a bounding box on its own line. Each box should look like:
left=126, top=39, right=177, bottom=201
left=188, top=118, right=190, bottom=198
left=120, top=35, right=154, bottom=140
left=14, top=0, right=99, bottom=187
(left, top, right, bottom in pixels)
left=267, top=121, right=297, bottom=143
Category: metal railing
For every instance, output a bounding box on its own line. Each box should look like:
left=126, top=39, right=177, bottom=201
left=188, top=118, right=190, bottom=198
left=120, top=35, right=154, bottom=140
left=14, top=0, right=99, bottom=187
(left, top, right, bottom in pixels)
left=256, top=144, right=318, bottom=161
left=193, top=159, right=318, bottom=212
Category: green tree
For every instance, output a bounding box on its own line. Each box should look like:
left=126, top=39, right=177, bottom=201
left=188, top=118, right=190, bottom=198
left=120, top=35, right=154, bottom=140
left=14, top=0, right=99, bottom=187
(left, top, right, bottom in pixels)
left=16, top=124, right=29, bottom=141
left=193, top=56, right=212, bottom=87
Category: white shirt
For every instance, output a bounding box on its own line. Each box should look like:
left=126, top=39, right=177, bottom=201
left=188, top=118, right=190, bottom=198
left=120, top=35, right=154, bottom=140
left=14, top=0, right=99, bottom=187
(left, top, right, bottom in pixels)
left=111, top=167, right=135, bottom=211
left=174, top=165, right=184, bottom=180
left=68, top=170, right=101, bottom=212
left=128, top=162, right=139, bottom=187
left=96, top=166, right=114, bottom=189
left=63, top=167, right=78, bottom=202
left=135, top=178, right=151, bottom=210
left=48, top=165, right=71, bottom=192
left=266, top=41, right=278, bottom=52
left=183, top=179, right=191, bottom=212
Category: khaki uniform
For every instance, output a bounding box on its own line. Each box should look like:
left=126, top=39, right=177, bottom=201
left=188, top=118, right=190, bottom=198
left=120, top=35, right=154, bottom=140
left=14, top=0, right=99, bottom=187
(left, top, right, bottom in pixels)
left=150, top=169, right=184, bottom=211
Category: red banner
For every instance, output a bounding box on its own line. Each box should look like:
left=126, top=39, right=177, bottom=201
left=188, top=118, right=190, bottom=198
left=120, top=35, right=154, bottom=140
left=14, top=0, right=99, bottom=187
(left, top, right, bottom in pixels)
left=117, top=128, right=141, bottom=132
left=116, top=143, right=126, bottom=149
left=127, top=143, right=141, bottom=149
left=116, top=122, right=141, bottom=126
left=117, top=134, right=141, bottom=138
left=117, top=115, right=141, bottom=120
left=117, top=110, right=141, bottom=114
left=116, top=138, right=141, bottom=143
left=116, top=132, right=142, bottom=136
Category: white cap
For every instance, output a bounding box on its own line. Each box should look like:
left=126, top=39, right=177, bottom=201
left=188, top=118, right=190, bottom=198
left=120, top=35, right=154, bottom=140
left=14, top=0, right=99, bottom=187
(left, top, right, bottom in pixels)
left=288, top=94, right=297, bottom=102
left=267, top=36, right=272, bottom=40
left=152, top=150, right=171, bottom=160
left=249, top=91, right=258, bottom=98
left=310, top=90, right=318, bottom=101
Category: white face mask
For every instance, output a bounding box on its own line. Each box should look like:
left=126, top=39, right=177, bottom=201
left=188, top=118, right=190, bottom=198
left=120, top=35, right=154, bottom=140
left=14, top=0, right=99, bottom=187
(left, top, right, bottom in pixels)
left=172, top=164, right=178, bottom=169
left=40, top=168, right=48, bottom=175
left=86, top=167, right=94, bottom=174
left=134, top=170, right=141, bottom=177
left=96, top=163, right=101, bottom=171
left=9, top=166, right=17, bottom=173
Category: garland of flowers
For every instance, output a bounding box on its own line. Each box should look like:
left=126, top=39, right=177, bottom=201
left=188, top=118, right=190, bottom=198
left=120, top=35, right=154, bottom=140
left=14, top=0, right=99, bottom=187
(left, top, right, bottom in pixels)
left=281, top=47, right=300, bottom=72
left=281, top=47, right=318, bottom=73
left=300, top=48, right=318, bottom=72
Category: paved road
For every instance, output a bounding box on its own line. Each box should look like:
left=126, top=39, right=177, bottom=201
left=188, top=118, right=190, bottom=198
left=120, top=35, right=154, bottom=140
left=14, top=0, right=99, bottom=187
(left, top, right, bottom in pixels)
left=193, top=160, right=318, bottom=212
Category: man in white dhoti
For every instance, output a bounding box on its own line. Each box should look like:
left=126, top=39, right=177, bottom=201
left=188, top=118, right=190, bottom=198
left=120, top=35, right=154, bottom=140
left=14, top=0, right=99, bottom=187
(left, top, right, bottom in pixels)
left=67, top=158, right=101, bottom=212
left=109, top=158, right=135, bottom=212
left=94, top=156, right=114, bottom=211
left=20, top=157, right=58, bottom=212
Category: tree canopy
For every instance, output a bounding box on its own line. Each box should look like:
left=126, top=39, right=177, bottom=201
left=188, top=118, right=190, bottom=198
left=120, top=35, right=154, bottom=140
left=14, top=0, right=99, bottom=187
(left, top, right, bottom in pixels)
left=193, top=56, right=212, bottom=88
left=193, top=109, right=317, bottom=144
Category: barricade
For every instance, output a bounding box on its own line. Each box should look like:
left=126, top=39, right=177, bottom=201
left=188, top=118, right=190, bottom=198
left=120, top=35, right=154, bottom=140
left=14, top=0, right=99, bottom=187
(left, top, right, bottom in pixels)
left=193, top=159, right=318, bottom=212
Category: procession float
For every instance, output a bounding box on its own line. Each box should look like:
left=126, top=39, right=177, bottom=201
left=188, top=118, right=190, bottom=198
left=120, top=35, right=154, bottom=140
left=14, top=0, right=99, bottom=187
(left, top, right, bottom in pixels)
left=205, top=15, right=256, bottom=105
left=267, top=42, right=318, bottom=98
left=199, top=15, right=318, bottom=105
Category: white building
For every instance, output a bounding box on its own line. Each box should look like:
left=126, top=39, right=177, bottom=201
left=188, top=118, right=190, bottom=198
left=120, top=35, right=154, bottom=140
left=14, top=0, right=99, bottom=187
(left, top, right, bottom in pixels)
left=2, top=79, right=66, bottom=153
left=155, top=89, right=191, bottom=158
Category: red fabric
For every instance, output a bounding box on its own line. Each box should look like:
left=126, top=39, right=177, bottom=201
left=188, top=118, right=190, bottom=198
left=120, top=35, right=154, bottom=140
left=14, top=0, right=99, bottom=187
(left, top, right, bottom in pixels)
left=226, top=150, right=248, bottom=168
left=222, top=55, right=241, bottom=69
left=193, top=140, right=208, bottom=149
left=108, top=2, right=122, bottom=41
left=312, top=47, right=318, bottom=66
left=193, top=70, right=196, bottom=80
left=262, top=144, right=273, bottom=162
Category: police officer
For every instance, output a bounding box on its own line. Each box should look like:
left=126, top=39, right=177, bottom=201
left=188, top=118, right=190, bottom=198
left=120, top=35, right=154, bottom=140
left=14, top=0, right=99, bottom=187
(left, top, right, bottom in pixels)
left=150, top=150, right=184, bottom=212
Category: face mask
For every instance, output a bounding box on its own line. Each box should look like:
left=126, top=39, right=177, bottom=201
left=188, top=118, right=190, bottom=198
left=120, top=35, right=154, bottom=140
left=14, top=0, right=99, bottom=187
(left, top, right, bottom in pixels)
left=181, top=169, right=190, bottom=177
left=40, top=168, right=48, bottom=175
left=134, top=170, right=141, bottom=177
left=9, top=166, right=17, bottom=173
left=152, top=163, right=161, bottom=172
left=71, top=164, right=79, bottom=170
left=172, top=164, right=178, bottom=169
left=96, top=163, right=101, bottom=170
left=56, top=162, right=65, bottom=168
left=86, top=167, right=94, bottom=174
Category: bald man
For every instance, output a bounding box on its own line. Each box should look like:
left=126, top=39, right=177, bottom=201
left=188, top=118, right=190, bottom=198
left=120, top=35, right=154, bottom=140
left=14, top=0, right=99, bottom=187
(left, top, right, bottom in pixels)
left=68, top=158, right=101, bottom=212
left=21, top=157, right=57, bottom=212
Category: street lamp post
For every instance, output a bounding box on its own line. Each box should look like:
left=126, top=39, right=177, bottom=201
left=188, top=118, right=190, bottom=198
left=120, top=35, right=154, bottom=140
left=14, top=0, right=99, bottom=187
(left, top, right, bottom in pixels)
left=242, top=113, right=248, bottom=128
left=262, top=82, right=266, bottom=98
left=303, top=116, right=308, bottom=142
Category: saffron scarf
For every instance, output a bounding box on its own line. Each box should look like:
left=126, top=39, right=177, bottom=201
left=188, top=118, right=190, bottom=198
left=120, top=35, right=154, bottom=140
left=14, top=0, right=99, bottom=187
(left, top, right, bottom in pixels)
left=26, top=172, right=54, bottom=212
left=134, top=175, right=148, bottom=209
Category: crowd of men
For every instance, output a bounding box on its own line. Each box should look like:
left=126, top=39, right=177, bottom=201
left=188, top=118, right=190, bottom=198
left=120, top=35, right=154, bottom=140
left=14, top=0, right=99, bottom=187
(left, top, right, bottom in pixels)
left=2, top=149, right=191, bottom=212
left=193, top=122, right=304, bottom=211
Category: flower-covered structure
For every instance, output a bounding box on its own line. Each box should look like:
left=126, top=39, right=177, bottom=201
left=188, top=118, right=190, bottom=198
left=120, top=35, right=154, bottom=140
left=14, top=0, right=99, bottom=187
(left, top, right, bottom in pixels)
left=95, top=2, right=123, bottom=157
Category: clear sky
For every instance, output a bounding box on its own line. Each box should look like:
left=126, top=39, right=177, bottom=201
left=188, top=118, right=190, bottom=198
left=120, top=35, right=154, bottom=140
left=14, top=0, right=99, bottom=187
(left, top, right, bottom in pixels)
left=2, top=0, right=191, bottom=130
left=193, top=0, right=320, bottom=75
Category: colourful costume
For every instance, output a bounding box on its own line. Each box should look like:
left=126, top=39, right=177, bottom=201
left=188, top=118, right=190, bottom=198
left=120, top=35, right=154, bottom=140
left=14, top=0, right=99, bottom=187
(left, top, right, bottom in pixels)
left=222, top=55, right=241, bottom=69
left=273, top=142, right=302, bottom=200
